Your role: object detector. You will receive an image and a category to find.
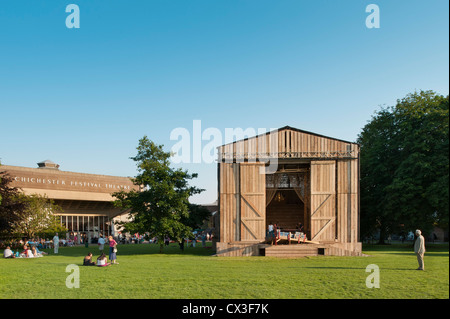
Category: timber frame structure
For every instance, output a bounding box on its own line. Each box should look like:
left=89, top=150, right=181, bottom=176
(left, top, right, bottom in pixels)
left=215, top=126, right=363, bottom=257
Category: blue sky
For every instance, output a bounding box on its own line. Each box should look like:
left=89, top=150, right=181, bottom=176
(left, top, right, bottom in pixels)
left=1, top=0, right=448, bottom=204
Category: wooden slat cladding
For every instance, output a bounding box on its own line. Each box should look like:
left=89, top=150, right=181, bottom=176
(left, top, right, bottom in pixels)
left=218, top=127, right=357, bottom=161
left=337, top=157, right=359, bottom=244
left=219, top=163, right=240, bottom=243
left=217, top=126, right=361, bottom=257
left=240, top=163, right=266, bottom=242
left=310, top=161, right=336, bottom=241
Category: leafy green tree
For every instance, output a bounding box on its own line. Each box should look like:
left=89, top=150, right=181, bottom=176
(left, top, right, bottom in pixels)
left=0, top=162, right=2, bottom=206
left=358, top=90, right=449, bottom=243
left=10, top=194, right=64, bottom=239
left=0, top=171, right=28, bottom=237
left=358, top=108, right=397, bottom=242
left=36, top=217, right=68, bottom=239
left=113, top=136, right=204, bottom=252
left=182, top=203, right=212, bottom=231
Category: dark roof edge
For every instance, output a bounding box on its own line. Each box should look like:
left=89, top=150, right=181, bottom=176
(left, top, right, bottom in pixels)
left=217, top=125, right=359, bottom=148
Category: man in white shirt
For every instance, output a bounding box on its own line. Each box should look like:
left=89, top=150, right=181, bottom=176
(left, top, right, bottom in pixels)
left=98, top=235, right=105, bottom=252
left=53, top=233, right=60, bottom=254
left=3, top=246, right=15, bottom=258
left=414, top=229, right=426, bottom=270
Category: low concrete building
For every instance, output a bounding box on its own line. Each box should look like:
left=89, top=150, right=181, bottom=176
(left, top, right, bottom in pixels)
left=1, top=160, right=138, bottom=242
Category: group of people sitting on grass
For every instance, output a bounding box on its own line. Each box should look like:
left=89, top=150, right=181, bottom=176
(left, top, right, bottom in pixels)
left=83, top=252, right=117, bottom=267
left=83, top=236, right=118, bottom=267
left=3, top=244, right=49, bottom=258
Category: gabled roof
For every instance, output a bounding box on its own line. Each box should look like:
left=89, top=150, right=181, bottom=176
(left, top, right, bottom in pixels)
left=218, top=125, right=358, bottom=148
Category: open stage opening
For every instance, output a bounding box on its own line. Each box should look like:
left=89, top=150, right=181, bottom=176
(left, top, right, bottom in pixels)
left=266, top=189, right=304, bottom=230
left=265, top=164, right=310, bottom=242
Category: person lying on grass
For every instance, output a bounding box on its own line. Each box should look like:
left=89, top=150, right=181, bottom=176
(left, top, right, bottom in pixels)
left=31, top=246, right=44, bottom=257
left=34, top=246, right=48, bottom=256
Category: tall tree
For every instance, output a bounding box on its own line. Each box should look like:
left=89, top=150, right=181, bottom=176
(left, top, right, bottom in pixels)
left=0, top=163, right=2, bottom=206
left=358, top=108, right=398, bottom=242
left=113, top=136, right=204, bottom=252
left=0, top=171, right=27, bottom=237
left=358, top=90, right=449, bottom=243
left=182, top=203, right=212, bottom=230
left=10, top=194, right=64, bottom=239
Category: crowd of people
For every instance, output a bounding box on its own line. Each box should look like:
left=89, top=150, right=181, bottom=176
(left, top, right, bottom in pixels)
left=3, top=229, right=216, bottom=264
left=116, top=231, right=214, bottom=246
left=3, top=242, right=49, bottom=258
left=1, top=228, right=429, bottom=271
left=186, top=231, right=212, bottom=248
left=2, top=233, right=119, bottom=266
left=112, top=230, right=214, bottom=250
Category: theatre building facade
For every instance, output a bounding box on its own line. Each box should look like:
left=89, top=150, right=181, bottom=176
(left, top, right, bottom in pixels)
left=1, top=160, right=138, bottom=241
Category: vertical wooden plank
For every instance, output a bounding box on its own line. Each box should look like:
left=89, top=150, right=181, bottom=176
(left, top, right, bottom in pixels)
left=299, top=131, right=304, bottom=154
left=336, top=155, right=359, bottom=245
left=310, top=161, right=336, bottom=242
left=219, top=163, right=226, bottom=243
left=240, top=163, right=266, bottom=242
left=219, top=162, right=241, bottom=244
left=287, top=130, right=291, bottom=155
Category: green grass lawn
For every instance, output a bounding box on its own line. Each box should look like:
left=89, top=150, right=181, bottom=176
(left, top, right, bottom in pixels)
left=1, top=242, right=448, bottom=299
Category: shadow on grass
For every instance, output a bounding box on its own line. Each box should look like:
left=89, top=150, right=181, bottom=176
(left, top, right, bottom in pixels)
left=363, top=243, right=448, bottom=251
left=369, top=252, right=450, bottom=257
left=362, top=243, right=449, bottom=258
left=302, top=266, right=419, bottom=271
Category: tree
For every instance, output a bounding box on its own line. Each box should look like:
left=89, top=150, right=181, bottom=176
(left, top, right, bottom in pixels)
left=358, top=108, right=399, bottom=243
left=113, top=136, right=204, bottom=252
left=0, top=162, right=2, bottom=206
left=36, top=216, right=68, bottom=240
left=10, top=194, right=64, bottom=239
left=182, top=203, right=212, bottom=231
left=0, top=171, right=28, bottom=237
left=358, top=90, right=449, bottom=243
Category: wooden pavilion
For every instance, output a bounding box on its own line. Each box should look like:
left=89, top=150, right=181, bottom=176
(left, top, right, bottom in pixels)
left=215, top=126, right=363, bottom=257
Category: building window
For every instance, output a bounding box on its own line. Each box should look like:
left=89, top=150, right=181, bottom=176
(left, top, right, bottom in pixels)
left=67, top=216, right=72, bottom=231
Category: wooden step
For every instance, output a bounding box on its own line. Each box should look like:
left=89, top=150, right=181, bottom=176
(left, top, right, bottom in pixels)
left=264, top=245, right=320, bottom=257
